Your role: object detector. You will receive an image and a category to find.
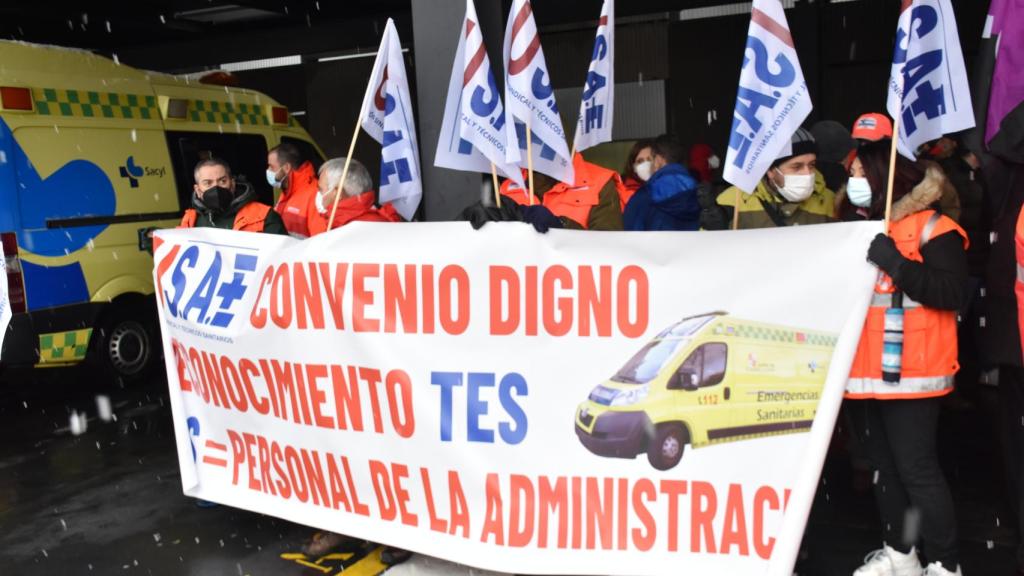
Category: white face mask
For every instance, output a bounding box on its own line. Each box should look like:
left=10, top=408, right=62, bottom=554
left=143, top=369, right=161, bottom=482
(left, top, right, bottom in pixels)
left=266, top=169, right=282, bottom=188
left=774, top=170, right=815, bottom=202
left=634, top=160, right=653, bottom=182
left=707, top=155, right=721, bottom=170
left=846, top=177, right=873, bottom=208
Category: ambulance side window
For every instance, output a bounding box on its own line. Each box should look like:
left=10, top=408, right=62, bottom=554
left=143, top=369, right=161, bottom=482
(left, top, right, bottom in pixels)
left=701, top=343, right=728, bottom=387
left=674, top=343, right=728, bottom=389
left=673, top=348, right=703, bottom=390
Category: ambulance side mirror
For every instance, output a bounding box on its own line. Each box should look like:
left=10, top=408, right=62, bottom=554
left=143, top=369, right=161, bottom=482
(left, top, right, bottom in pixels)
left=670, top=370, right=699, bottom=391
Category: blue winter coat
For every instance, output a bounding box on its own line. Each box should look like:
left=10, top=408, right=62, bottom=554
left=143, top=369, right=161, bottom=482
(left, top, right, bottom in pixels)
left=623, top=163, right=700, bottom=231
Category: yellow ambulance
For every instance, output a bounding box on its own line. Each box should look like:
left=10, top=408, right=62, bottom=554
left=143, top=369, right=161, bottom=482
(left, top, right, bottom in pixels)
left=574, top=312, right=837, bottom=470
left=0, top=41, right=323, bottom=381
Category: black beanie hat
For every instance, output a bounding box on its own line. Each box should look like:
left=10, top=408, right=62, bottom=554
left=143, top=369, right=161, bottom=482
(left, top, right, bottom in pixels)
left=771, top=127, right=818, bottom=168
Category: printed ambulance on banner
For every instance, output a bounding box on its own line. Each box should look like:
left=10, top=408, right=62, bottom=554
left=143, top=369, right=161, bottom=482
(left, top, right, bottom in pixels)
left=153, top=220, right=879, bottom=576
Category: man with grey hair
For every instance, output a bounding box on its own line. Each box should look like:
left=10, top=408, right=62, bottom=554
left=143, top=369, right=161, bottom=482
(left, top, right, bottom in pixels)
left=309, top=157, right=401, bottom=235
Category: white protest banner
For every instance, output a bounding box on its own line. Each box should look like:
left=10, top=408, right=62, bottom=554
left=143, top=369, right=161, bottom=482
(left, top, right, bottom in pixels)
left=572, top=0, right=614, bottom=153
left=0, top=243, right=10, bottom=352
left=503, top=0, right=574, bottom=184
left=360, top=18, right=422, bottom=220
left=724, top=0, right=812, bottom=195
left=435, top=0, right=525, bottom=190
left=154, top=221, right=879, bottom=575
left=887, top=0, right=974, bottom=160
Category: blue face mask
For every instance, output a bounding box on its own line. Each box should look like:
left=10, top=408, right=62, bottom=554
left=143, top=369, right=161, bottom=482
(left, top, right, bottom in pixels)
left=847, top=177, right=873, bottom=208
left=266, top=169, right=282, bottom=188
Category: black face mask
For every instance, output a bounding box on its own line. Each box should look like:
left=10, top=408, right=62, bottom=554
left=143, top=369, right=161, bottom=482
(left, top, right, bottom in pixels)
left=200, top=186, right=234, bottom=213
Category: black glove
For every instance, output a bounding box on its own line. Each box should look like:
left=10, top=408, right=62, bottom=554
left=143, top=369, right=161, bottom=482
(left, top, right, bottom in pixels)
left=459, top=201, right=522, bottom=230
left=696, top=182, right=716, bottom=209
left=867, top=233, right=905, bottom=277
left=520, top=205, right=564, bottom=233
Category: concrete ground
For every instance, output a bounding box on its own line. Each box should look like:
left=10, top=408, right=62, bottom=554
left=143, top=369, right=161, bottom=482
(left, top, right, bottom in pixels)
left=0, top=367, right=1018, bottom=575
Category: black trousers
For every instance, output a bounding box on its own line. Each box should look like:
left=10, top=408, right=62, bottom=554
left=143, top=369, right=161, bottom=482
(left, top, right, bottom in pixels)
left=848, top=397, right=959, bottom=568
left=999, top=365, right=1024, bottom=570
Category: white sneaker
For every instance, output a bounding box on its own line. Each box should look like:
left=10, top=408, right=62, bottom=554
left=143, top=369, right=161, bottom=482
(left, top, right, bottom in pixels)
left=923, top=561, right=962, bottom=576
left=853, top=545, right=924, bottom=576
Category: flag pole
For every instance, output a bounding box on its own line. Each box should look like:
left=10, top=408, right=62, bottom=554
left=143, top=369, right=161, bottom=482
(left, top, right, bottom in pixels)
left=327, top=120, right=363, bottom=230
left=883, top=105, right=903, bottom=234
left=526, top=117, right=535, bottom=206
left=490, top=162, right=501, bottom=208
left=732, top=187, right=741, bottom=230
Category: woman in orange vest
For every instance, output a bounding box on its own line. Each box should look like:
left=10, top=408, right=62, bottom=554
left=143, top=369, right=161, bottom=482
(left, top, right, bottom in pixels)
left=180, top=158, right=286, bottom=234
left=843, top=140, right=967, bottom=576
left=620, top=139, right=655, bottom=209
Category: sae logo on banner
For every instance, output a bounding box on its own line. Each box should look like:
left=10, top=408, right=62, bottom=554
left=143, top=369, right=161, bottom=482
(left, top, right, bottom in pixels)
left=887, top=0, right=974, bottom=160
left=724, top=0, right=812, bottom=195
left=155, top=240, right=261, bottom=337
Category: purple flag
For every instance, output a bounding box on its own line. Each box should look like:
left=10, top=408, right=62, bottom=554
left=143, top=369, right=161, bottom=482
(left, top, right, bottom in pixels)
left=986, top=0, right=1024, bottom=143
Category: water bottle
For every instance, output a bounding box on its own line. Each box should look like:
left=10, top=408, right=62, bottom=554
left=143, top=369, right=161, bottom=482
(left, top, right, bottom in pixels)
left=881, top=291, right=904, bottom=384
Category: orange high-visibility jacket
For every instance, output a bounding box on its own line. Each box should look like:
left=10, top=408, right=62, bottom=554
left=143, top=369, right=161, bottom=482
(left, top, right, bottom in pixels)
left=179, top=202, right=273, bottom=233
left=846, top=210, right=968, bottom=400
left=500, top=154, right=624, bottom=229
left=274, top=161, right=319, bottom=238
left=1015, top=206, right=1024, bottom=356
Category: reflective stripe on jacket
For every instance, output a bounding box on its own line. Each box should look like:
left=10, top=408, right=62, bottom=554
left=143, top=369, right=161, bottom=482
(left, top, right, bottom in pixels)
left=846, top=210, right=967, bottom=399
left=1015, top=206, right=1024, bottom=356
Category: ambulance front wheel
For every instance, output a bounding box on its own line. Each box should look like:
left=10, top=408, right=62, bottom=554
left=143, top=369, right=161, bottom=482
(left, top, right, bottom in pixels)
left=647, top=423, right=688, bottom=470
left=89, top=298, right=160, bottom=384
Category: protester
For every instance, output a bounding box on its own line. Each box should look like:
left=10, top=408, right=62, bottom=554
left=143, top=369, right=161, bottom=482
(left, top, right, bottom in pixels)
left=622, top=134, right=700, bottom=231
left=687, top=142, right=720, bottom=184
left=929, top=134, right=990, bottom=403
left=309, top=157, right=402, bottom=235
left=268, top=142, right=320, bottom=238
left=852, top=112, right=894, bottom=145
left=300, top=155, right=407, bottom=565
left=712, top=128, right=834, bottom=229
left=843, top=139, right=967, bottom=576
left=620, top=139, right=655, bottom=208
left=985, top=101, right=1024, bottom=576
left=179, top=158, right=286, bottom=234
left=811, top=120, right=856, bottom=193
left=499, top=152, right=625, bottom=230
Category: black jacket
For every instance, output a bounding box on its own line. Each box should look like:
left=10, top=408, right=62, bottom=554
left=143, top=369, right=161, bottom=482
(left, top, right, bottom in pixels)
left=981, top=101, right=1024, bottom=367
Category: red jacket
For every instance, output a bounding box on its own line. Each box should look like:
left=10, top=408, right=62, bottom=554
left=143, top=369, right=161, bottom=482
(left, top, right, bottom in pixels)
left=310, top=191, right=402, bottom=234
left=274, top=161, right=319, bottom=238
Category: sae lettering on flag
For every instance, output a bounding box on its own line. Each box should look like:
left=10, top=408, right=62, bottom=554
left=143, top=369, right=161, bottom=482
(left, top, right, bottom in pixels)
left=435, top=0, right=525, bottom=190
left=360, top=18, right=422, bottom=221
left=724, top=0, right=812, bottom=195
left=887, top=0, right=974, bottom=160
left=572, top=0, right=614, bottom=153
left=503, top=0, right=574, bottom=184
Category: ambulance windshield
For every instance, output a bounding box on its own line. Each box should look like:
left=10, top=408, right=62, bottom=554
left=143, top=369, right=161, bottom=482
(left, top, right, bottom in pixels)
left=657, top=315, right=716, bottom=338
left=611, top=338, right=690, bottom=384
